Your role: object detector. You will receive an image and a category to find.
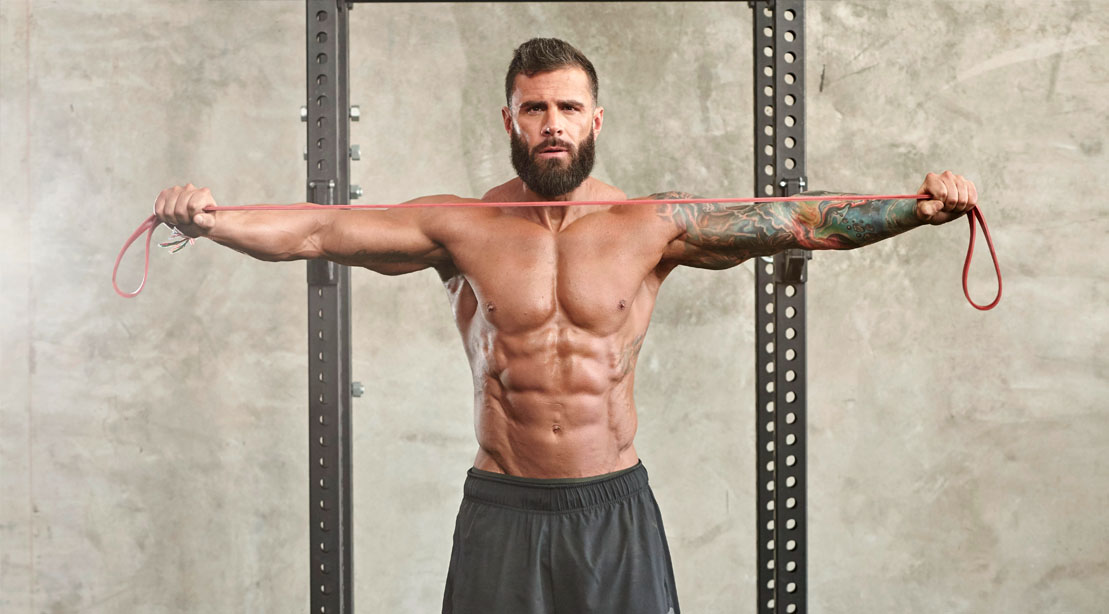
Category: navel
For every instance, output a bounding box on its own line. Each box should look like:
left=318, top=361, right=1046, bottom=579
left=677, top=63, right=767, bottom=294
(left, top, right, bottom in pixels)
left=552, top=424, right=562, bottom=434
left=618, top=299, right=627, bottom=311
left=486, top=302, right=496, bottom=313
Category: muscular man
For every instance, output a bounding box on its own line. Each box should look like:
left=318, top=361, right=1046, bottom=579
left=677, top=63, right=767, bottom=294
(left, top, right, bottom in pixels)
left=155, top=38, right=977, bottom=614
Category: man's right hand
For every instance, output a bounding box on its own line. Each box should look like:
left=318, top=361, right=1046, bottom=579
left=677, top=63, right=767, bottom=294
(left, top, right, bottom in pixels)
left=154, top=183, right=218, bottom=238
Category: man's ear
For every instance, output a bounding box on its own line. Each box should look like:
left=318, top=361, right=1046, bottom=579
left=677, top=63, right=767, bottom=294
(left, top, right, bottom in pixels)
left=502, top=106, right=514, bottom=135
left=592, top=106, right=604, bottom=137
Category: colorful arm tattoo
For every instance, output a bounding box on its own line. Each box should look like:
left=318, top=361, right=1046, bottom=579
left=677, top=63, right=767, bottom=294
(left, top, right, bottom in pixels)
left=653, top=190, right=923, bottom=269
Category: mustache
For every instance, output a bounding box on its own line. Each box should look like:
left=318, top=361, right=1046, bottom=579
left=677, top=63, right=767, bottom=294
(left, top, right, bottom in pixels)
left=532, top=138, right=575, bottom=155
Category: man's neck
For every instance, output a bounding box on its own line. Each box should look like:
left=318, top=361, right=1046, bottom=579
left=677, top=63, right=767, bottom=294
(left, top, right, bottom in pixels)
left=504, top=177, right=603, bottom=231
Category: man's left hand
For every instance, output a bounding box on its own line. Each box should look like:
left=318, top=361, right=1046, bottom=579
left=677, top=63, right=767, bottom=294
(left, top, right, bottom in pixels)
left=915, top=171, right=978, bottom=225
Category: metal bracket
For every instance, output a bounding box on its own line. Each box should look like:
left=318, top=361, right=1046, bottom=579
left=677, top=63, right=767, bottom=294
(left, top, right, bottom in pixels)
left=776, top=249, right=812, bottom=284
left=778, top=176, right=808, bottom=194
left=309, top=260, right=339, bottom=286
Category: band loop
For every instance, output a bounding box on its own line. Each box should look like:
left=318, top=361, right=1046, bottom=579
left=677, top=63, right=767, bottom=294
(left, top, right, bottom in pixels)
left=962, top=206, right=1002, bottom=311
left=112, top=214, right=159, bottom=298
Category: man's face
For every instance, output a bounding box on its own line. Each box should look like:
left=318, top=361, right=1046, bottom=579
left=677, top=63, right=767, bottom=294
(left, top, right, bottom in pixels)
left=502, top=67, right=604, bottom=199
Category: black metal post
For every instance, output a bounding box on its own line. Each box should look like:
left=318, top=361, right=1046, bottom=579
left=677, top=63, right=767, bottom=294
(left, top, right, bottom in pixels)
left=306, top=2, right=354, bottom=613
left=752, top=1, right=808, bottom=613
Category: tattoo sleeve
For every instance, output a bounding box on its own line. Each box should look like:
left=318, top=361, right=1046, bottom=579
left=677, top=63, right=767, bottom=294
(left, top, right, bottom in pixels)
left=654, top=190, right=923, bottom=269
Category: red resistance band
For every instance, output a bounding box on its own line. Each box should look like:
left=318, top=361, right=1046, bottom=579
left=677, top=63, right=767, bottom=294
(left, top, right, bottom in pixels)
left=112, top=194, right=1002, bottom=310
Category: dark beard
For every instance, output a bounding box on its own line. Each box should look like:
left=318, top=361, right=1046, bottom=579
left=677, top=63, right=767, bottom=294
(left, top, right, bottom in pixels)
left=510, top=129, right=596, bottom=199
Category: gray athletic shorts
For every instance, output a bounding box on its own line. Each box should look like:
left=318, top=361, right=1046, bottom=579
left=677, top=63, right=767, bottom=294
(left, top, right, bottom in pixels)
left=442, top=461, right=680, bottom=614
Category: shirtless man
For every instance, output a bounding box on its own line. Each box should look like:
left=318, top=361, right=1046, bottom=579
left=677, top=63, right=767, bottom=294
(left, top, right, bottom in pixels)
left=155, top=38, right=977, bottom=614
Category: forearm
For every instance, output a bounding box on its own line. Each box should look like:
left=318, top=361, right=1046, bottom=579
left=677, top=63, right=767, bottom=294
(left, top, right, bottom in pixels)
left=657, top=190, right=926, bottom=269
left=205, top=204, right=330, bottom=262
left=791, top=191, right=923, bottom=250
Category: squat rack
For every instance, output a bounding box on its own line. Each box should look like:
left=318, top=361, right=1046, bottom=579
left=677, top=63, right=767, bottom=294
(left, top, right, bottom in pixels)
left=302, top=2, right=808, bottom=613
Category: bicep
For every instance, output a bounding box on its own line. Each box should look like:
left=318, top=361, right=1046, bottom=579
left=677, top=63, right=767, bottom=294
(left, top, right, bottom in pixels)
left=652, top=192, right=801, bottom=270
left=317, top=206, right=449, bottom=274
left=661, top=237, right=749, bottom=270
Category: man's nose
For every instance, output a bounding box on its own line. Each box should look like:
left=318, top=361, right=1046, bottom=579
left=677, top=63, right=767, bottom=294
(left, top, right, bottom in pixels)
left=542, top=110, right=564, bottom=137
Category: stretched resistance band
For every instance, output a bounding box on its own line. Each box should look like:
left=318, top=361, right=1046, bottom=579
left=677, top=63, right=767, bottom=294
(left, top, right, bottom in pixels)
left=112, top=193, right=1002, bottom=310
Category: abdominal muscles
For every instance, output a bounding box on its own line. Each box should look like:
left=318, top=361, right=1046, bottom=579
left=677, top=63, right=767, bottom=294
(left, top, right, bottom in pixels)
left=469, top=318, right=643, bottom=478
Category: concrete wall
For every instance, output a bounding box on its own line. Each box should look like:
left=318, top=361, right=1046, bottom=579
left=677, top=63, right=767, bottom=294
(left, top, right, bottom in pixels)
left=2, top=1, right=1105, bottom=612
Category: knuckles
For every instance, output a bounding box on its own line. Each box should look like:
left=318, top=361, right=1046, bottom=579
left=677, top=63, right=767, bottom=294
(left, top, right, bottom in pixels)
left=921, top=171, right=976, bottom=212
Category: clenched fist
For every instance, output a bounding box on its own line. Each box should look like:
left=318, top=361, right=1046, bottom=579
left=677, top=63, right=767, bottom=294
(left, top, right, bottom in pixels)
left=915, top=171, right=978, bottom=225
left=154, top=183, right=218, bottom=238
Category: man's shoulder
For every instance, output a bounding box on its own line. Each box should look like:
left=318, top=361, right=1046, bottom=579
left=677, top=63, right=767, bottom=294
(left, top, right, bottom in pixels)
left=397, top=195, right=499, bottom=247
left=586, top=177, right=627, bottom=201
left=480, top=179, right=523, bottom=203
left=402, top=194, right=482, bottom=206
left=400, top=194, right=500, bottom=223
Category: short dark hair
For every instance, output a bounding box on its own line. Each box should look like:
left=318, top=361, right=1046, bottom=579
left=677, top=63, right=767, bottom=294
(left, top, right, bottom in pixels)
left=505, top=38, right=598, bottom=106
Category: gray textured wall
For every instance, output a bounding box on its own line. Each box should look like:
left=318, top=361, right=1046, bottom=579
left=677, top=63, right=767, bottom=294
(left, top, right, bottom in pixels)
left=2, top=1, right=1106, bottom=613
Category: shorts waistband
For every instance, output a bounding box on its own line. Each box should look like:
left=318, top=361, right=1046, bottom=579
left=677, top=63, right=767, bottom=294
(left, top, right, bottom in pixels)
left=464, top=461, right=649, bottom=512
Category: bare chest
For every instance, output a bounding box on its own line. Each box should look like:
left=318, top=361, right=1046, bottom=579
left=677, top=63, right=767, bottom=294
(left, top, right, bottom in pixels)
left=443, top=213, right=670, bottom=335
